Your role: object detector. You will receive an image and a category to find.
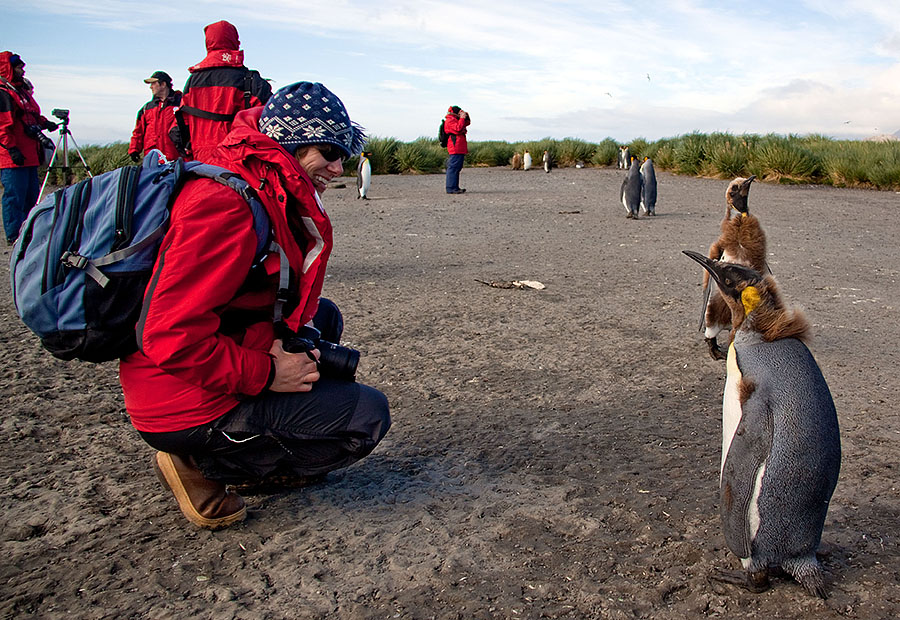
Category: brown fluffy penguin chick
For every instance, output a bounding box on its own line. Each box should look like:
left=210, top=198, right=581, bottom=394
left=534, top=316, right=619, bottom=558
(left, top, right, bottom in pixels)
left=701, top=176, right=769, bottom=360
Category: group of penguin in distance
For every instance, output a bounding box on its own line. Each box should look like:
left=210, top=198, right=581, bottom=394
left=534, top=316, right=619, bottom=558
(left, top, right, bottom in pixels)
left=618, top=145, right=657, bottom=218
left=510, top=150, right=553, bottom=173
left=685, top=176, right=841, bottom=599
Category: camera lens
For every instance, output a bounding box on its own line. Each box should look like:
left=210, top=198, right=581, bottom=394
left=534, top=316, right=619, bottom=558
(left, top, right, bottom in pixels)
left=317, top=341, right=359, bottom=380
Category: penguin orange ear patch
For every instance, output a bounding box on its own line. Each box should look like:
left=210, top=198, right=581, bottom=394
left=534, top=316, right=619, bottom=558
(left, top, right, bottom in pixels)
left=741, top=286, right=761, bottom=315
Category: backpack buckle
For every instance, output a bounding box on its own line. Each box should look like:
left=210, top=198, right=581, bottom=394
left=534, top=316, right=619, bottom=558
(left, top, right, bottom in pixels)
left=60, top=251, right=88, bottom=270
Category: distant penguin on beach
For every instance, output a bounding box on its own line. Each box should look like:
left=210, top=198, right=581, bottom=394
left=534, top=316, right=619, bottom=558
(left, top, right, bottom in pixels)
left=700, top=176, right=769, bottom=359
left=683, top=251, right=841, bottom=599
left=622, top=146, right=631, bottom=169
left=543, top=150, right=551, bottom=173
left=357, top=152, right=371, bottom=199
left=512, top=152, right=522, bottom=170
left=639, top=157, right=657, bottom=215
left=523, top=151, right=532, bottom=171
left=620, top=157, right=642, bottom=218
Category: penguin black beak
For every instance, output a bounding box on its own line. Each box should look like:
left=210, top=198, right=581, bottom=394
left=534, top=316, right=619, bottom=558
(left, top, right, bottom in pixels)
left=740, top=175, right=756, bottom=195
left=683, top=250, right=763, bottom=299
left=683, top=250, right=724, bottom=287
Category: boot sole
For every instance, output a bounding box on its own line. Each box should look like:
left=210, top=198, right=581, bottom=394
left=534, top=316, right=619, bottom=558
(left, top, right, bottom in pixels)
left=154, top=452, right=247, bottom=530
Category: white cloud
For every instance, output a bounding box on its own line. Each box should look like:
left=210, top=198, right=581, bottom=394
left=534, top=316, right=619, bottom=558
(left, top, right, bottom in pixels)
left=8, top=0, right=900, bottom=144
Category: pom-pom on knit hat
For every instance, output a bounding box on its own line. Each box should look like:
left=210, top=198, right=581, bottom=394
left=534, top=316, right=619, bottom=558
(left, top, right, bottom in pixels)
left=259, top=82, right=366, bottom=158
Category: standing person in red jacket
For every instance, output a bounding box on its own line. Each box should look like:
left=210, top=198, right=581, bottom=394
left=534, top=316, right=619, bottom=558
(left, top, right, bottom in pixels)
left=443, top=105, right=470, bottom=194
left=128, top=71, right=182, bottom=162
left=0, top=52, right=58, bottom=244
left=122, top=81, right=390, bottom=530
left=175, top=20, right=272, bottom=162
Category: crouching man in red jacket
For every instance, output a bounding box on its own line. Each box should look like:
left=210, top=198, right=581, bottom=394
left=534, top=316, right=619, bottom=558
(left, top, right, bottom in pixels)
left=120, top=82, right=390, bottom=530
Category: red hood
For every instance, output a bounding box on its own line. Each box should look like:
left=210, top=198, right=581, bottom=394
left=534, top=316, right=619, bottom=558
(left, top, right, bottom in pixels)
left=189, top=21, right=245, bottom=71
left=213, top=108, right=333, bottom=329
left=205, top=20, right=240, bottom=51
left=0, top=51, right=18, bottom=85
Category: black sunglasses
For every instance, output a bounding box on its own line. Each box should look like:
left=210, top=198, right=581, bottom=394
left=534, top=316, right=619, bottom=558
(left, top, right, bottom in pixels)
left=315, top=144, right=347, bottom=163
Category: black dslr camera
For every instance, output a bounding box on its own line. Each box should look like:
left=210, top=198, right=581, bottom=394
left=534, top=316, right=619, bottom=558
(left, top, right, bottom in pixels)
left=52, top=108, right=70, bottom=122
left=281, top=325, right=359, bottom=381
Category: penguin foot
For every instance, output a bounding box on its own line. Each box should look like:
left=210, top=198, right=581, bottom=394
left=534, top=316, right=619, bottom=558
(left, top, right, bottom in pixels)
left=710, top=568, right=770, bottom=594
left=782, top=558, right=829, bottom=599
left=706, top=337, right=727, bottom=361
left=626, top=213, right=634, bottom=219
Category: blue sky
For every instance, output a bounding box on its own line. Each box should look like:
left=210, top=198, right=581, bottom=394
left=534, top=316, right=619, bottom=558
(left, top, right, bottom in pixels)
left=4, top=0, right=899, bottom=146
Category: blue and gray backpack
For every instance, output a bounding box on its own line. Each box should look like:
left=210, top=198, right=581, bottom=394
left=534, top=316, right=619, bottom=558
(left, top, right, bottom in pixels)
left=10, top=152, right=272, bottom=363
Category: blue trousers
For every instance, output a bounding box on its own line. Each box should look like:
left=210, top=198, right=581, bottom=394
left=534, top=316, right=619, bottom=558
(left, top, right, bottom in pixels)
left=139, top=299, right=392, bottom=483
left=1, top=166, right=40, bottom=242
left=446, top=153, right=465, bottom=192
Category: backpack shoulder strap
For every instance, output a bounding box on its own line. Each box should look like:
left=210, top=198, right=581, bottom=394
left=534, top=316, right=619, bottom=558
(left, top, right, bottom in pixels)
left=243, top=72, right=253, bottom=110
left=184, top=164, right=271, bottom=258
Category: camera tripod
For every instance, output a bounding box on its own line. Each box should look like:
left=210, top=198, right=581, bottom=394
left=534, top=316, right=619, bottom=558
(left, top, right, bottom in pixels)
left=38, top=109, right=92, bottom=203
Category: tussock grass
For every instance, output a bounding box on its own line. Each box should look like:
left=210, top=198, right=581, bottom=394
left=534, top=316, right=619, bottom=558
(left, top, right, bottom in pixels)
left=59, top=132, right=900, bottom=191
left=394, top=138, right=445, bottom=174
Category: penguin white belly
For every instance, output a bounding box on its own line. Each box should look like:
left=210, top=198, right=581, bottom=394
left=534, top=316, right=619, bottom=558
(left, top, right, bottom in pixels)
left=523, top=153, right=532, bottom=170
left=721, top=342, right=743, bottom=478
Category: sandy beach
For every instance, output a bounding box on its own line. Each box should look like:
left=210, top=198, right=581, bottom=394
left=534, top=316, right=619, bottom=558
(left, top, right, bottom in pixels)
left=2, top=166, right=898, bottom=619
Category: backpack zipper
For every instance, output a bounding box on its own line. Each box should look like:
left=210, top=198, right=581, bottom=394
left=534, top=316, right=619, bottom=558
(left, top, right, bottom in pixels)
left=112, top=165, right=142, bottom=252
left=53, top=178, right=92, bottom=288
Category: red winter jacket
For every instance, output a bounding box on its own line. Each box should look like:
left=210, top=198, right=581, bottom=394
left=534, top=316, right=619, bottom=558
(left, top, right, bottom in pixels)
left=128, top=90, right=182, bottom=161
left=178, top=21, right=272, bottom=162
left=0, top=52, right=50, bottom=168
left=120, top=107, right=333, bottom=433
left=443, top=110, right=470, bottom=155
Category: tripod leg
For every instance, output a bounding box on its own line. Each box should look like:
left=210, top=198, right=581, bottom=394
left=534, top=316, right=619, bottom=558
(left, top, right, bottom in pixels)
left=66, top=134, right=93, bottom=178
left=37, top=132, right=66, bottom=203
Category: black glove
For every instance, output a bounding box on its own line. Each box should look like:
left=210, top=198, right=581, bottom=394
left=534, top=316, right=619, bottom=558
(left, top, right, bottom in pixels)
left=44, top=121, right=59, bottom=132
left=130, top=152, right=141, bottom=163
left=8, top=146, right=25, bottom=166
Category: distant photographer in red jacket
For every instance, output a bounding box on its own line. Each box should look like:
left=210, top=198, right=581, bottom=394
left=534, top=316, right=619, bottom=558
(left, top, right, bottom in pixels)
left=128, top=71, right=182, bottom=162
left=0, top=52, right=58, bottom=244
left=175, top=20, right=272, bottom=162
left=443, top=105, right=470, bottom=194
left=122, top=82, right=390, bottom=530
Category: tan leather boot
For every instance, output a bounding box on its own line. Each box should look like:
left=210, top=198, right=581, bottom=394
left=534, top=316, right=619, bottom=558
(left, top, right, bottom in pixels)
left=154, top=452, right=247, bottom=530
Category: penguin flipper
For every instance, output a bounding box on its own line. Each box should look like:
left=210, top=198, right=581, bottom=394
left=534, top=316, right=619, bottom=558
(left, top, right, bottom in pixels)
left=720, top=372, right=774, bottom=559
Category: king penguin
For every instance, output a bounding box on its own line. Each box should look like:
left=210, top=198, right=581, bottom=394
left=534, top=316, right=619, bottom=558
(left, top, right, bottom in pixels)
left=639, top=157, right=657, bottom=215
left=683, top=251, right=841, bottom=599
left=523, top=150, right=532, bottom=171
left=543, top=150, right=552, bottom=173
left=701, top=176, right=769, bottom=360
left=357, top=152, right=372, bottom=200
left=622, top=146, right=631, bottom=169
left=620, top=156, right=642, bottom=218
